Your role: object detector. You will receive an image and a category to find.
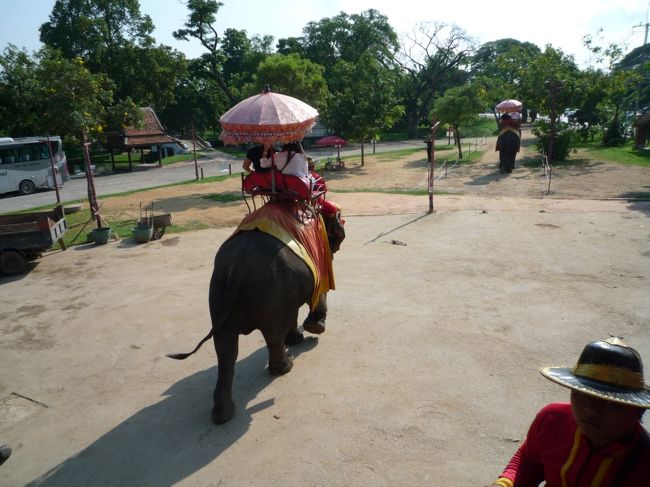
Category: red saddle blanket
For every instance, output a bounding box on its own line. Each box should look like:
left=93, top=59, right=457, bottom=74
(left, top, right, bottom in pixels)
left=230, top=201, right=335, bottom=310
left=242, top=171, right=314, bottom=200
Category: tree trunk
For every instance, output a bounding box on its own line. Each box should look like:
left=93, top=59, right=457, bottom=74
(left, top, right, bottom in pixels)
left=405, top=110, right=419, bottom=138
left=454, top=126, right=463, bottom=159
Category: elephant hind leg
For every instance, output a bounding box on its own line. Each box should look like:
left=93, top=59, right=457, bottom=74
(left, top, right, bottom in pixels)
left=212, top=327, right=238, bottom=424
left=303, top=293, right=327, bottom=335
left=284, top=326, right=304, bottom=345
left=262, top=329, right=294, bottom=376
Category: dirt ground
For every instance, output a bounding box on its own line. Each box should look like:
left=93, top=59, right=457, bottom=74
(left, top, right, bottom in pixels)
left=90, top=126, right=650, bottom=228
left=1, top=127, right=650, bottom=486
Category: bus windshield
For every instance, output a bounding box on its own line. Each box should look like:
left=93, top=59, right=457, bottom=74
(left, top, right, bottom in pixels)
left=0, top=136, right=70, bottom=195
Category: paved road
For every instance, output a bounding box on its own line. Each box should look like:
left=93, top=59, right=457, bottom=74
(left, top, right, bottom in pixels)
left=0, top=140, right=430, bottom=213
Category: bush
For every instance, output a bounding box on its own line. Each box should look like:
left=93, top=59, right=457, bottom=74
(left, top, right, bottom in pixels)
left=532, top=121, right=577, bottom=161
left=602, top=119, right=626, bottom=147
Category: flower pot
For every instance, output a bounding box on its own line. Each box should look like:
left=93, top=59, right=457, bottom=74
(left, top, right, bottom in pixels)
left=132, top=225, right=153, bottom=243
left=90, top=227, right=111, bottom=245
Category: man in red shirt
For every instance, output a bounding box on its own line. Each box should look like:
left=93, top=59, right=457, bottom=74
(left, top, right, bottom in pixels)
left=488, top=337, right=650, bottom=487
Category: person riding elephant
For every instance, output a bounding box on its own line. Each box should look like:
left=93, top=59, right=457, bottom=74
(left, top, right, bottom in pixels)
left=496, top=114, right=521, bottom=174
left=168, top=200, right=346, bottom=424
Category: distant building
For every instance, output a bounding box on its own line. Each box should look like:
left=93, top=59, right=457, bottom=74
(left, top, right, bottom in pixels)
left=105, top=107, right=179, bottom=167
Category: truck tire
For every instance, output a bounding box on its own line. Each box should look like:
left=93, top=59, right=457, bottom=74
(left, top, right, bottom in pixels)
left=0, top=250, right=27, bottom=275
left=19, top=179, right=36, bottom=195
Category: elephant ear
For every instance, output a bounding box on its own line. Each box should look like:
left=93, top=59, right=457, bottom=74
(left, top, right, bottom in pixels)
left=323, top=211, right=345, bottom=254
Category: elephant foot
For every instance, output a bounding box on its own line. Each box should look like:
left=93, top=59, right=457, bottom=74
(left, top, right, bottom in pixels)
left=269, top=354, right=293, bottom=376
left=284, top=329, right=304, bottom=345
left=212, top=399, right=235, bottom=424
left=303, top=314, right=326, bottom=334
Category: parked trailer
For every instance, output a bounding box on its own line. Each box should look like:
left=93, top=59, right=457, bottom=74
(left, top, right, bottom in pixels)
left=0, top=206, right=67, bottom=275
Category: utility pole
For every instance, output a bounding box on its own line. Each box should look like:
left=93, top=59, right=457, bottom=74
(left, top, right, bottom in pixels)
left=634, top=2, right=650, bottom=46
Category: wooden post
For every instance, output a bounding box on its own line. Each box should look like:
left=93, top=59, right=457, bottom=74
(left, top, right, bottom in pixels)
left=192, top=121, right=199, bottom=180
left=45, top=135, right=61, bottom=205
left=428, top=121, right=441, bottom=214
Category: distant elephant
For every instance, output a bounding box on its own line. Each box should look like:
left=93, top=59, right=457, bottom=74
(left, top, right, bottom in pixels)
left=496, top=128, right=521, bottom=174
left=169, top=202, right=346, bottom=424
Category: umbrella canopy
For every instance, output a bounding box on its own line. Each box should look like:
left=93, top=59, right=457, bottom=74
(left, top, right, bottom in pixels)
left=496, top=99, right=523, bottom=113
left=219, top=87, right=319, bottom=145
left=315, top=135, right=347, bottom=147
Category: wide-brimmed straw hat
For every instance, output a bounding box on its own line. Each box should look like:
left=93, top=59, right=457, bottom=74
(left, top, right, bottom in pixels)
left=540, top=337, right=650, bottom=408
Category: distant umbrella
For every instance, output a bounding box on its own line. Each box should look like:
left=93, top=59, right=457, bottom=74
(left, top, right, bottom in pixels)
left=315, top=135, right=347, bottom=159
left=496, top=99, right=523, bottom=113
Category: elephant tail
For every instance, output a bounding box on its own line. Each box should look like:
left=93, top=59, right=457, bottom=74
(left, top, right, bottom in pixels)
left=167, top=329, right=214, bottom=360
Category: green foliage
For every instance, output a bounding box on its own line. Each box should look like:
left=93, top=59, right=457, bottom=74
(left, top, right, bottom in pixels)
left=395, top=23, right=475, bottom=137
left=323, top=53, right=404, bottom=150
left=471, top=38, right=541, bottom=83
left=244, top=54, right=328, bottom=108
left=433, top=83, right=485, bottom=158
left=0, top=46, right=128, bottom=140
left=532, top=121, right=577, bottom=160
left=602, top=118, right=626, bottom=146
left=173, top=0, right=235, bottom=105
left=299, top=9, right=399, bottom=78
left=39, top=0, right=155, bottom=60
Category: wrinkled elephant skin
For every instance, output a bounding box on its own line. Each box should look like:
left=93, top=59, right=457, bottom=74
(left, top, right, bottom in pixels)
left=496, top=130, right=521, bottom=174
left=208, top=212, right=344, bottom=424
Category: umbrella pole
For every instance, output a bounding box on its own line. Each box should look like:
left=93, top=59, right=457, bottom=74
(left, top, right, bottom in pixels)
left=271, top=153, right=276, bottom=193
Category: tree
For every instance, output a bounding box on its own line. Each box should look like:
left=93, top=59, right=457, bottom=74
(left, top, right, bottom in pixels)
left=470, top=39, right=541, bottom=125
left=432, top=83, right=484, bottom=159
left=40, top=0, right=155, bottom=69
left=471, top=38, right=540, bottom=83
left=221, top=29, right=275, bottom=99
left=395, top=23, right=475, bottom=137
left=40, top=0, right=184, bottom=112
left=160, top=57, right=230, bottom=137
left=0, top=45, right=140, bottom=141
left=173, top=0, right=236, bottom=105
left=516, top=46, right=580, bottom=160
left=110, top=44, right=188, bottom=110
left=0, top=45, right=40, bottom=136
left=323, top=53, right=404, bottom=165
left=244, top=54, right=328, bottom=108
left=298, top=9, right=399, bottom=79
left=583, top=33, right=647, bottom=145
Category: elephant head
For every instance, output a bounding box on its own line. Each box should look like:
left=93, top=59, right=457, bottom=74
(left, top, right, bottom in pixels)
left=321, top=201, right=345, bottom=254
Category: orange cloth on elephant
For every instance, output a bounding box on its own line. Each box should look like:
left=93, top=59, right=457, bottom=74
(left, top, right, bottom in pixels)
left=230, top=201, right=335, bottom=310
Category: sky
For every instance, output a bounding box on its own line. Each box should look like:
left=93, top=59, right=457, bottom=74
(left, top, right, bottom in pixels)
left=0, top=0, right=648, bottom=67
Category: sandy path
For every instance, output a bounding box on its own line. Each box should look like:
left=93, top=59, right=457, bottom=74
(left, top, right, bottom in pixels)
left=1, top=128, right=650, bottom=486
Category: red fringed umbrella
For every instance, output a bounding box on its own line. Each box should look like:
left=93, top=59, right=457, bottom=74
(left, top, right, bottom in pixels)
left=496, top=99, right=523, bottom=113
left=219, top=86, right=319, bottom=145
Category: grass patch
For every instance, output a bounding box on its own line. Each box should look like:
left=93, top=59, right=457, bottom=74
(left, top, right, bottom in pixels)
left=201, top=192, right=243, bottom=203
left=572, top=140, right=650, bottom=166
left=330, top=188, right=459, bottom=196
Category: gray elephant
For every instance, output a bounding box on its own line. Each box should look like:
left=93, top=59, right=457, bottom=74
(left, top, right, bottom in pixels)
left=169, top=201, right=345, bottom=424
left=496, top=127, right=521, bottom=174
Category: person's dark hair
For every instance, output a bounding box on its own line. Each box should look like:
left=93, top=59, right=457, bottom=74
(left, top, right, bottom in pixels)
left=282, top=142, right=301, bottom=152
left=501, top=113, right=512, bottom=120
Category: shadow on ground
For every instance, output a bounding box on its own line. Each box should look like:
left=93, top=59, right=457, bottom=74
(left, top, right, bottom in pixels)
left=27, top=338, right=318, bottom=487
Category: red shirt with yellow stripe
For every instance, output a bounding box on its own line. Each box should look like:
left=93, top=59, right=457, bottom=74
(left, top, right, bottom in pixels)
left=493, top=403, right=649, bottom=487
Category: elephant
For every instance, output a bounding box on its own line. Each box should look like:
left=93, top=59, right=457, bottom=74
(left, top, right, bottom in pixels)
left=168, top=204, right=345, bottom=424
left=495, top=128, right=521, bottom=174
